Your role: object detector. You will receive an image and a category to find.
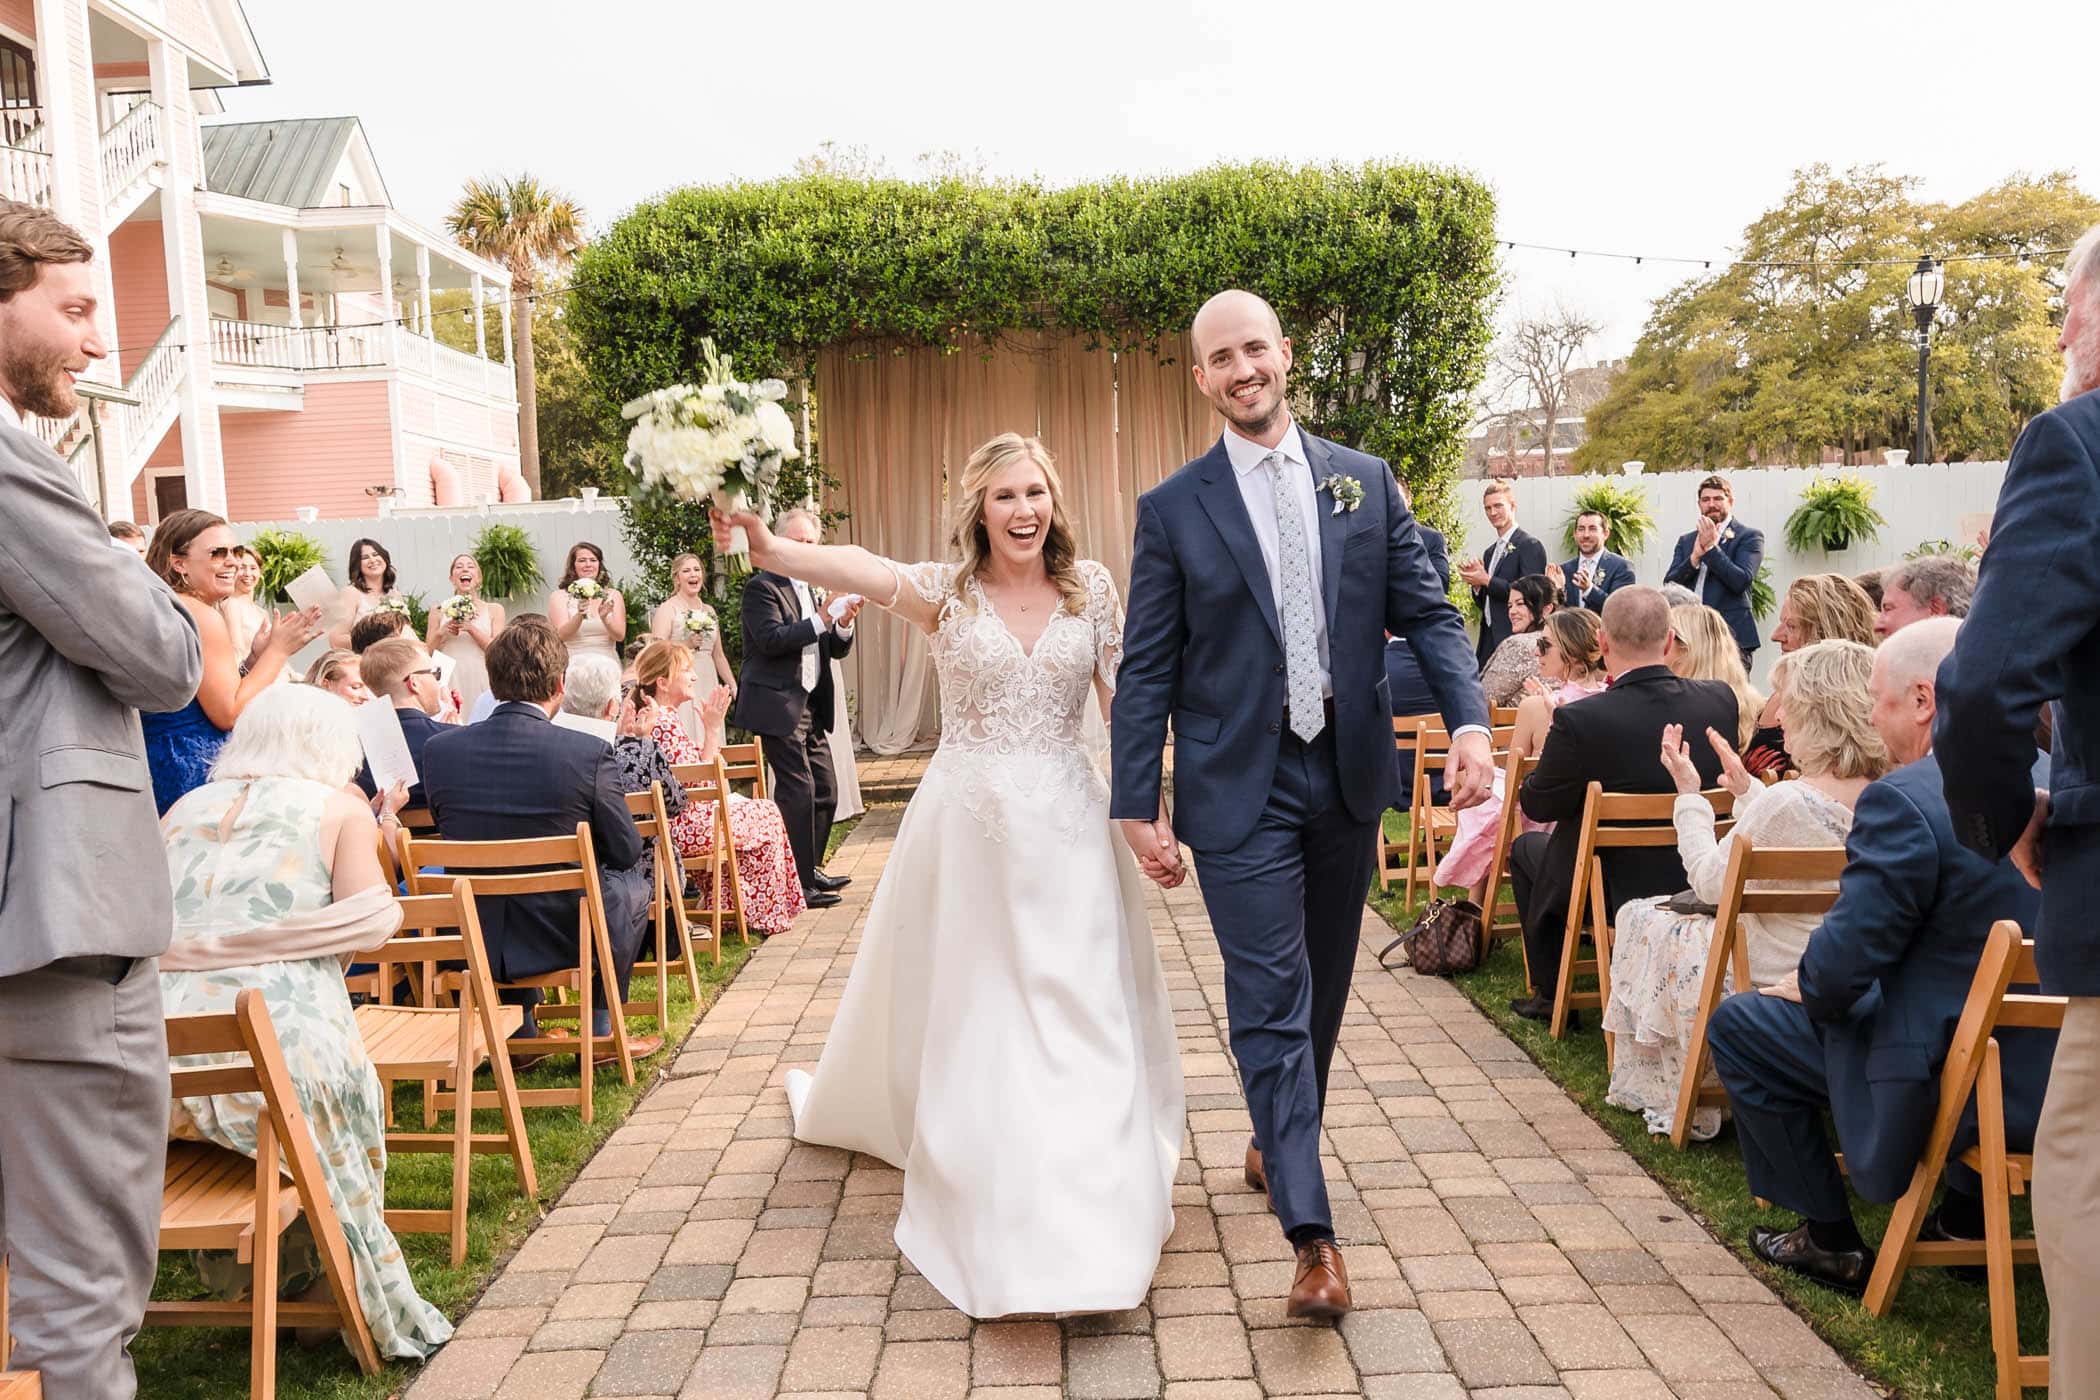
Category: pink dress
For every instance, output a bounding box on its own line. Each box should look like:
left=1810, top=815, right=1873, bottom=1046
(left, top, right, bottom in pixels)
left=1431, top=676, right=1608, bottom=889
left=649, top=712, right=807, bottom=934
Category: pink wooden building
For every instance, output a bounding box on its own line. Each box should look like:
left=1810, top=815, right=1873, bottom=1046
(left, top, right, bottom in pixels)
left=0, top=0, right=521, bottom=523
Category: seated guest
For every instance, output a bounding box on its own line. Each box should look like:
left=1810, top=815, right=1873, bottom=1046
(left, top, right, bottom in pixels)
left=1604, top=641, right=1887, bottom=1140
left=466, top=614, right=551, bottom=723
left=1508, top=587, right=1740, bottom=1023
left=1658, top=581, right=1699, bottom=608
left=1852, top=568, right=1885, bottom=610
left=555, top=652, right=689, bottom=894
left=1435, top=609, right=1608, bottom=906
left=1479, top=573, right=1559, bottom=706
left=419, top=624, right=659, bottom=1056
left=304, top=648, right=373, bottom=705
left=1670, top=603, right=1773, bottom=768
left=349, top=609, right=411, bottom=654
left=1874, top=554, right=1975, bottom=639
left=1706, top=619, right=2052, bottom=1291
left=356, top=637, right=448, bottom=808
left=157, top=686, right=447, bottom=1359
left=635, top=639, right=807, bottom=936
left=1747, top=573, right=1878, bottom=772
left=108, top=517, right=147, bottom=556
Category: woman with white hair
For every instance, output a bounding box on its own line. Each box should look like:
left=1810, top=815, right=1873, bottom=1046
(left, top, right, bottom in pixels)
left=1601, top=640, right=1889, bottom=1141
left=157, top=685, right=449, bottom=1360
left=558, top=653, right=689, bottom=892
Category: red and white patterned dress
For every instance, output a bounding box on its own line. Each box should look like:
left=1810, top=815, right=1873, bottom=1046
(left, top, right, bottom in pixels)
left=649, top=712, right=806, bottom=934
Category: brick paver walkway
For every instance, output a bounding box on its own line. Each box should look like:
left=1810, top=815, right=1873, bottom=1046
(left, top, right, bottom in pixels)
left=408, top=807, right=1876, bottom=1400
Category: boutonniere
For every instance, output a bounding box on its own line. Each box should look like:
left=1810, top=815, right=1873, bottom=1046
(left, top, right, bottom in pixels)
left=1322, top=473, right=1364, bottom=515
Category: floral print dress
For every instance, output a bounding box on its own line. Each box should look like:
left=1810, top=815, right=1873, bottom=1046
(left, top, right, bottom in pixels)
left=649, top=712, right=807, bottom=933
left=160, top=776, right=452, bottom=1361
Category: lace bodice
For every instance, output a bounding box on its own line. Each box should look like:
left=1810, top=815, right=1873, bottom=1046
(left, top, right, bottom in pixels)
left=888, top=558, right=1122, bottom=757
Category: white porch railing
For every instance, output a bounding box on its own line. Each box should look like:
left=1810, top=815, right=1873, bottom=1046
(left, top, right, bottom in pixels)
left=207, top=317, right=513, bottom=402
left=120, top=315, right=186, bottom=444
left=0, top=106, right=53, bottom=209
left=99, top=100, right=163, bottom=214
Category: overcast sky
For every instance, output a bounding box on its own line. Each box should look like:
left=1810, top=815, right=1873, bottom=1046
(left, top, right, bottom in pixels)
left=230, top=0, right=2086, bottom=369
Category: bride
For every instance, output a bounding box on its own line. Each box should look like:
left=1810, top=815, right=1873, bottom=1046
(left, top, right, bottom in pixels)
left=711, top=432, right=1184, bottom=1318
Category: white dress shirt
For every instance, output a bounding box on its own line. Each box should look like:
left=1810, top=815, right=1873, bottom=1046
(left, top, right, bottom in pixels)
left=1224, top=421, right=1332, bottom=696
left=1481, top=526, right=1519, bottom=627
left=1573, top=548, right=1604, bottom=600
left=790, top=578, right=854, bottom=694
left=1694, top=517, right=1733, bottom=599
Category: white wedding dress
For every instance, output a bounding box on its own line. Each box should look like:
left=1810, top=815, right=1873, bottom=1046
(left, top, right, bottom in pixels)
left=785, top=557, right=1183, bottom=1318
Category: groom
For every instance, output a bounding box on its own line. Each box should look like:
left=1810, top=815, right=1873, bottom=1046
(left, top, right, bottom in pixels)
left=1113, top=290, right=1492, bottom=1320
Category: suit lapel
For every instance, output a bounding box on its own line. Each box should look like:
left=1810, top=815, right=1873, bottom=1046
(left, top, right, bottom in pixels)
left=1194, top=440, right=1283, bottom=647
left=1306, top=432, right=1346, bottom=623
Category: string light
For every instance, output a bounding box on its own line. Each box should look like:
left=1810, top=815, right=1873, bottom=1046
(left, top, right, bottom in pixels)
left=1497, top=238, right=2066, bottom=272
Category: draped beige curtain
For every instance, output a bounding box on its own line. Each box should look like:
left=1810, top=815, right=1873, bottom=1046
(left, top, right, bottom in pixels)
left=820, top=332, right=1222, bottom=752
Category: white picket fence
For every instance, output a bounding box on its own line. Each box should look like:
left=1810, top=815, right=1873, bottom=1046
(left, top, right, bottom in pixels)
left=1452, top=462, right=2008, bottom=684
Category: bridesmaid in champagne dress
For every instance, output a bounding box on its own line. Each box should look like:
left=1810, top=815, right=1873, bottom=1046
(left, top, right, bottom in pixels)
left=330, top=537, right=404, bottom=649
left=648, top=551, right=737, bottom=740
left=548, top=540, right=625, bottom=664
left=425, top=553, right=506, bottom=714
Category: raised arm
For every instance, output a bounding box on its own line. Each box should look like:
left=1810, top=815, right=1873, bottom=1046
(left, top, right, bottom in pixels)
left=1664, top=535, right=1698, bottom=587
left=711, top=507, right=941, bottom=633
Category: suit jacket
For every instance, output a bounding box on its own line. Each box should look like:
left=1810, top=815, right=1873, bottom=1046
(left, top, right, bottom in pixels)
left=1113, top=430, right=1488, bottom=852
left=732, top=570, right=855, bottom=738
left=1796, top=753, right=2051, bottom=1199
left=1557, top=551, right=1635, bottom=612
left=1418, top=523, right=1451, bottom=593
left=1938, top=392, right=2100, bottom=995
left=1385, top=638, right=1445, bottom=809
left=1517, top=666, right=1740, bottom=917
left=419, top=701, right=644, bottom=984
left=1471, top=526, right=1548, bottom=664
left=356, top=705, right=445, bottom=809
left=0, top=425, right=202, bottom=976
left=1665, top=521, right=1764, bottom=654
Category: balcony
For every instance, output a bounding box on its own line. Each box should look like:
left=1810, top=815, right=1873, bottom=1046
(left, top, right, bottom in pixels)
left=208, top=317, right=517, bottom=406
left=99, top=100, right=164, bottom=225
left=0, top=106, right=53, bottom=210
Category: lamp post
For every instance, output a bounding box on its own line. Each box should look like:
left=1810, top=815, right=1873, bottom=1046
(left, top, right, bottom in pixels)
left=1906, top=255, right=1944, bottom=465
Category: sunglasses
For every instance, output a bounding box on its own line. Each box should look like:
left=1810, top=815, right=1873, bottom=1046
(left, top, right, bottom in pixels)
left=1537, top=639, right=1555, bottom=656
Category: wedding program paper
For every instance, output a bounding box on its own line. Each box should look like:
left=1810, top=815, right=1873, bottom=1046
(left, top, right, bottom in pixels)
left=356, top=698, right=419, bottom=797
left=284, top=564, right=339, bottom=623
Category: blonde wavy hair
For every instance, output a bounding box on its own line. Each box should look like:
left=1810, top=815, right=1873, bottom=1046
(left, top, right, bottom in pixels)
left=949, top=433, right=1087, bottom=615
left=1768, top=640, right=1888, bottom=781
left=1783, top=573, right=1878, bottom=648
left=1668, top=603, right=1764, bottom=748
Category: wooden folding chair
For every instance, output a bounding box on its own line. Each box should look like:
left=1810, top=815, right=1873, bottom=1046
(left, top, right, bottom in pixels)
left=1551, top=782, right=1736, bottom=1043
left=670, top=759, right=751, bottom=948
left=150, top=989, right=381, bottom=1397
left=1404, top=722, right=1518, bottom=909
left=1490, top=705, right=1523, bottom=727
left=1666, top=835, right=1847, bottom=1148
left=354, top=881, right=538, bottom=1265
left=0, top=1372, right=36, bottom=1399
left=626, top=783, right=707, bottom=1027
left=1478, top=747, right=1541, bottom=966
left=402, top=824, right=634, bottom=1124
left=1376, top=713, right=1441, bottom=890
left=717, top=741, right=770, bottom=800
left=1863, top=921, right=2056, bottom=1398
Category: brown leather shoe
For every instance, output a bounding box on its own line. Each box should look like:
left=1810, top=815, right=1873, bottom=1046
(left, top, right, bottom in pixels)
left=1244, top=1139, right=1267, bottom=1193
left=1286, top=1239, right=1352, bottom=1320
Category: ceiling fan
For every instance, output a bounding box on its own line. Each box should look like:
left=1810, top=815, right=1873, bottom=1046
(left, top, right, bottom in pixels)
left=326, top=246, right=379, bottom=290
left=209, top=254, right=257, bottom=284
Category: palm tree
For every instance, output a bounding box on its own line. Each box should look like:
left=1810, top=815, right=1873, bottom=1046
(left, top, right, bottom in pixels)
left=446, top=174, right=585, bottom=500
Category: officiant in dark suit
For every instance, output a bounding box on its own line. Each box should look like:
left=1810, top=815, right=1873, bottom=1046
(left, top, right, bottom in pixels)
left=1665, top=474, right=1765, bottom=667
left=734, top=508, right=862, bottom=907
left=1457, top=478, right=1547, bottom=669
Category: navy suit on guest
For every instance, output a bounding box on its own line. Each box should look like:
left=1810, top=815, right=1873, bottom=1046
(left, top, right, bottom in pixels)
left=1665, top=521, right=1764, bottom=658
left=419, top=701, right=649, bottom=1005
left=1114, top=428, right=1487, bottom=1240
left=1385, top=637, right=1444, bottom=809
left=1470, top=526, right=1548, bottom=669
left=1417, top=523, right=1451, bottom=593
left=1556, top=551, right=1635, bottom=612
left=1707, top=754, right=2051, bottom=1220
left=1938, top=392, right=2100, bottom=996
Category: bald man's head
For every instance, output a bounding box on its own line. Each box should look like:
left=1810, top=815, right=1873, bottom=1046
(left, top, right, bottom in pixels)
left=1599, top=586, right=1673, bottom=668
left=1870, top=615, right=1961, bottom=765
left=1191, top=290, right=1292, bottom=438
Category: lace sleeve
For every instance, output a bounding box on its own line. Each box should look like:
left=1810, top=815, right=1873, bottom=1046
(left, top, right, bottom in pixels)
left=1082, top=560, right=1123, bottom=689
left=880, top=558, right=956, bottom=610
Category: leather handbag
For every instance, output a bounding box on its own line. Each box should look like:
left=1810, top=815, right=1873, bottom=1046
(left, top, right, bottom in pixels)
left=1379, top=898, right=1483, bottom=976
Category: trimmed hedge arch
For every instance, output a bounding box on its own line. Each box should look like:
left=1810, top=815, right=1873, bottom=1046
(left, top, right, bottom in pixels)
left=570, top=161, right=1500, bottom=617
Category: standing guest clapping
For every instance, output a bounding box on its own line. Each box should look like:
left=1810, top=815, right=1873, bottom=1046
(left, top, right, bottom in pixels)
left=0, top=195, right=203, bottom=1400
left=548, top=540, right=625, bottom=663
left=426, top=552, right=504, bottom=714
left=1456, top=478, right=1547, bottom=670
left=144, top=509, right=323, bottom=813
left=330, top=537, right=403, bottom=649
left=1665, top=474, right=1764, bottom=669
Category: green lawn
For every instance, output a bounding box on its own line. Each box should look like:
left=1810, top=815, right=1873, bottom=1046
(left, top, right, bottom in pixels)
left=127, top=813, right=872, bottom=1399
left=1370, top=808, right=2042, bottom=1400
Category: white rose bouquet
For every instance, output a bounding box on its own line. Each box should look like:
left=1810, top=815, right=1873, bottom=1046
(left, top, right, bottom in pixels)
left=373, top=596, right=412, bottom=621
left=567, top=577, right=603, bottom=603
left=622, top=338, right=797, bottom=561
left=440, top=594, right=479, bottom=626
left=678, top=608, right=718, bottom=644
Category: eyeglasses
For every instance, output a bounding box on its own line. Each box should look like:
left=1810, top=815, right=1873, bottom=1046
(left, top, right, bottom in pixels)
left=409, top=667, right=443, bottom=682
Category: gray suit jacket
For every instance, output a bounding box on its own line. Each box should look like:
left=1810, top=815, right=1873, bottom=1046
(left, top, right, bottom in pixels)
left=0, top=424, right=201, bottom=976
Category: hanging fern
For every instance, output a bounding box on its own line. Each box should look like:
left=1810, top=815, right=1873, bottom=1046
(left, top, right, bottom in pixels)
left=1785, top=476, right=1887, bottom=553
left=247, top=528, right=327, bottom=605
left=472, top=523, right=544, bottom=601
left=1560, top=479, right=1655, bottom=557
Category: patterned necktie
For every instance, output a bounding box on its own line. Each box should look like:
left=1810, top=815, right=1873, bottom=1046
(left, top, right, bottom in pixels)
left=1266, top=453, right=1325, bottom=742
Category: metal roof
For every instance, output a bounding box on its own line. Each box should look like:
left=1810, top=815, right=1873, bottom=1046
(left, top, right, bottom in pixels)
left=202, top=118, right=362, bottom=209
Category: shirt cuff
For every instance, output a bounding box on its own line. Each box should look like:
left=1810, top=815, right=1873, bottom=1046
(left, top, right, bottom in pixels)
left=833, top=622, right=854, bottom=639
left=1451, top=724, right=1490, bottom=741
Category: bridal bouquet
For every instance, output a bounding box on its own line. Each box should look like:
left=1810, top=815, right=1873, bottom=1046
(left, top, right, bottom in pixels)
left=567, top=578, right=603, bottom=603
left=440, top=594, right=479, bottom=625
left=622, top=338, right=797, bottom=560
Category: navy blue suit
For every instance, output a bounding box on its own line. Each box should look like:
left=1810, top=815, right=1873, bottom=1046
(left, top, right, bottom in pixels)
left=1470, top=527, right=1548, bottom=668
left=1113, top=428, right=1487, bottom=1238
left=420, top=702, right=648, bottom=1004
left=1385, top=638, right=1444, bottom=809
left=1707, top=754, right=2050, bottom=1220
left=1665, top=521, right=1764, bottom=657
left=1417, top=523, right=1451, bottom=593
left=1556, top=551, right=1634, bottom=612
left=1938, top=391, right=2100, bottom=996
